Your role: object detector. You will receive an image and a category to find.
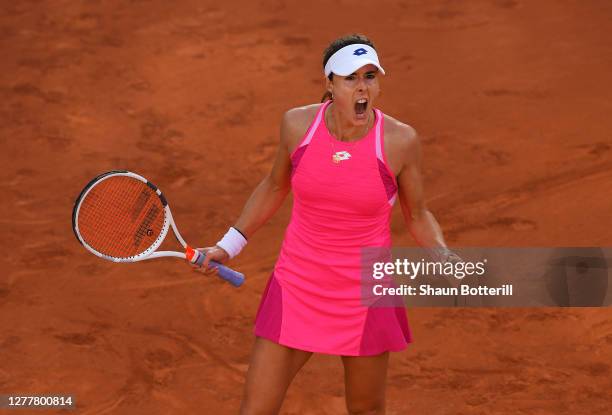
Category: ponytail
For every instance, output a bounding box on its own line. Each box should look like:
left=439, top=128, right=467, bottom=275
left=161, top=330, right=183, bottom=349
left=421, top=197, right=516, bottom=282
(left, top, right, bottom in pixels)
left=320, top=91, right=332, bottom=103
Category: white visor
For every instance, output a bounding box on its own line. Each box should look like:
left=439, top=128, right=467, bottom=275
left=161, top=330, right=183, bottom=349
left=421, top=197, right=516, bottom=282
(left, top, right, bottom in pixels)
left=324, top=44, right=385, bottom=77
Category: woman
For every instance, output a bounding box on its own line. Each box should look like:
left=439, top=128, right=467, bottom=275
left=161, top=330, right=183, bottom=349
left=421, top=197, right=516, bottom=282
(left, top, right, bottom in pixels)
left=196, top=34, right=456, bottom=415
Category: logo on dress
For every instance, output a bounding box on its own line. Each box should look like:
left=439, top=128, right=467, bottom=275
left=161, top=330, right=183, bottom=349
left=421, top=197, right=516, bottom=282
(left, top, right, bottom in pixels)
left=332, top=151, right=352, bottom=163
left=353, top=48, right=368, bottom=56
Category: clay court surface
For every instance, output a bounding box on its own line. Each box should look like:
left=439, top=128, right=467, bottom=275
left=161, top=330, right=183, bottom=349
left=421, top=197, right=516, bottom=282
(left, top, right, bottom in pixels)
left=1, top=0, right=611, bottom=413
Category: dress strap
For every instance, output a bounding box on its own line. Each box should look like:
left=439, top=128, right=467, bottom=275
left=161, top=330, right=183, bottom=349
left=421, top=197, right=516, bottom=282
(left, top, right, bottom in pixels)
left=373, top=109, right=398, bottom=206
left=296, top=100, right=331, bottom=150
left=291, top=101, right=332, bottom=175
left=374, top=108, right=385, bottom=161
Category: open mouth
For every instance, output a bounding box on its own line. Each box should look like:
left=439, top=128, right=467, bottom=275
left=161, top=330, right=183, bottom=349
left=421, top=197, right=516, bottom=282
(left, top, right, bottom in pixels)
left=354, top=98, right=368, bottom=116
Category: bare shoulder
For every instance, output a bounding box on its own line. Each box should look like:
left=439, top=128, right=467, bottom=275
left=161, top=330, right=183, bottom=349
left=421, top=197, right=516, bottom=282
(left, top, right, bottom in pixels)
left=383, top=113, right=419, bottom=151
left=382, top=114, right=420, bottom=174
left=283, top=103, right=321, bottom=127
left=281, top=103, right=322, bottom=153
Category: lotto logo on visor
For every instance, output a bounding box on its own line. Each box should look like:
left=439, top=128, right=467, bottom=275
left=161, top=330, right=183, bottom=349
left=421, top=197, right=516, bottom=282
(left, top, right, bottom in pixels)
left=324, top=43, right=386, bottom=77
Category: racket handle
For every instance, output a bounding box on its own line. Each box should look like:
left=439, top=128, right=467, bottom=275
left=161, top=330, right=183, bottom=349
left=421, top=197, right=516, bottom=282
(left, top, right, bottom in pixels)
left=187, top=247, right=245, bottom=287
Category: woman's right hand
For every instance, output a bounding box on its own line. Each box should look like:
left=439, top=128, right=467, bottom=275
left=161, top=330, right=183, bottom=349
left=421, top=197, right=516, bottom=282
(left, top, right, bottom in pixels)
left=190, top=246, right=230, bottom=277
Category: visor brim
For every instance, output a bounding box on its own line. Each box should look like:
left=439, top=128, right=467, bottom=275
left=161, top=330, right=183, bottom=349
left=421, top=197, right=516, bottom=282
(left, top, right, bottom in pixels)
left=330, top=58, right=386, bottom=77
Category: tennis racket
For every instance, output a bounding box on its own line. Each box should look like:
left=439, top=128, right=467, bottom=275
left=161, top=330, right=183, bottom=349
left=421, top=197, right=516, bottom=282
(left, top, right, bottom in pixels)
left=72, top=170, right=245, bottom=287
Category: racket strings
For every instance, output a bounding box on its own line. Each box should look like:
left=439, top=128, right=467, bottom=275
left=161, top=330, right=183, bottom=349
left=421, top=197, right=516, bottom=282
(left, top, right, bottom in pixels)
left=76, top=176, right=166, bottom=258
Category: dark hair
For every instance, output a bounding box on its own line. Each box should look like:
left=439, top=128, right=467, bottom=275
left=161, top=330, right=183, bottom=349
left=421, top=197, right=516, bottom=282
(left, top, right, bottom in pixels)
left=320, top=34, right=377, bottom=103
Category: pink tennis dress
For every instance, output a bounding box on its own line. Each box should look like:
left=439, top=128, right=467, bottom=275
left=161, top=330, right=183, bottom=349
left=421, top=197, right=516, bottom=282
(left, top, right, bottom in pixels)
left=254, top=100, right=412, bottom=356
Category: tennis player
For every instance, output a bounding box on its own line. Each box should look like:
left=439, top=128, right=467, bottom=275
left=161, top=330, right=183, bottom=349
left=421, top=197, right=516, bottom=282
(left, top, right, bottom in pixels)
left=196, top=33, right=458, bottom=415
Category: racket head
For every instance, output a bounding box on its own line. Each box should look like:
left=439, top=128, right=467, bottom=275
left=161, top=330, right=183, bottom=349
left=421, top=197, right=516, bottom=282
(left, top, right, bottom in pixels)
left=72, top=170, right=170, bottom=262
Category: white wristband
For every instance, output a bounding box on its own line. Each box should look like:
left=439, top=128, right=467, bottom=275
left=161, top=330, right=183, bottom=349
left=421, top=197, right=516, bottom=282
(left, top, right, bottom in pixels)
left=216, top=227, right=248, bottom=259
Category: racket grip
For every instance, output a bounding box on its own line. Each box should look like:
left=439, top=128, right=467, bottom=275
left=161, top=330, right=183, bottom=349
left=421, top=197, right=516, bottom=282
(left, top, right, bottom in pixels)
left=189, top=248, right=245, bottom=287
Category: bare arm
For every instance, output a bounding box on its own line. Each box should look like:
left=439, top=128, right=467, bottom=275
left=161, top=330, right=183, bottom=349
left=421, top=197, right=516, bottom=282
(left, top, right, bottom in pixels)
left=395, top=126, right=449, bottom=252
left=395, top=126, right=464, bottom=297
left=195, top=108, right=309, bottom=272
left=232, top=111, right=296, bottom=238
